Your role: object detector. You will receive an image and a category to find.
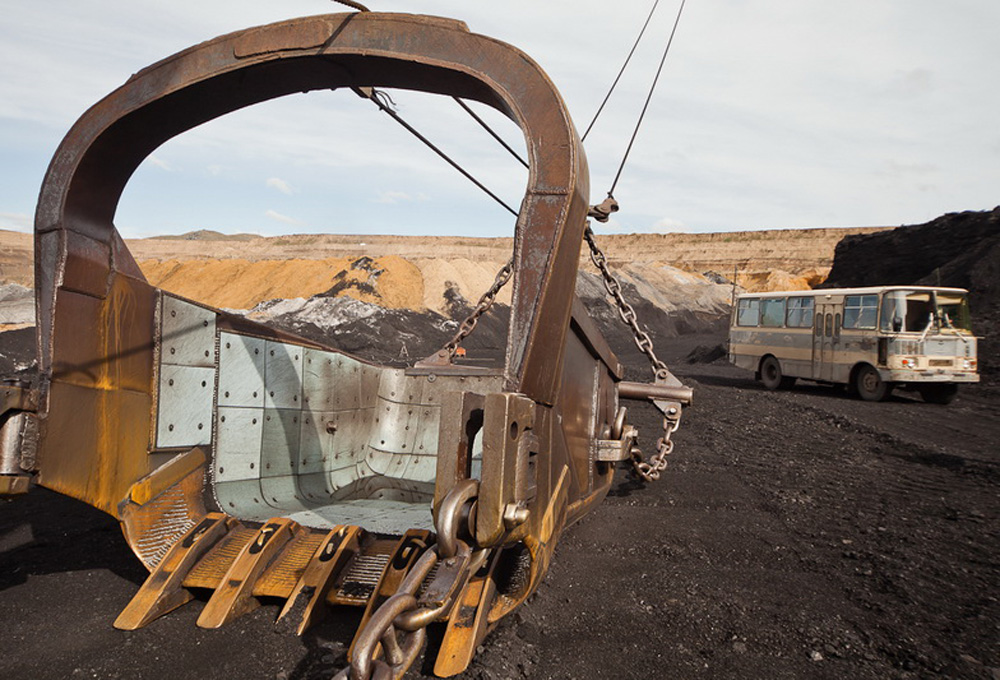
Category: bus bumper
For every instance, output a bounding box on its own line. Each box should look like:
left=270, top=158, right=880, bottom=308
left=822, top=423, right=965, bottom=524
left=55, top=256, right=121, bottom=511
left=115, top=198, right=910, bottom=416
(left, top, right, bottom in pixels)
left=885, top=369, right=980, bottom=384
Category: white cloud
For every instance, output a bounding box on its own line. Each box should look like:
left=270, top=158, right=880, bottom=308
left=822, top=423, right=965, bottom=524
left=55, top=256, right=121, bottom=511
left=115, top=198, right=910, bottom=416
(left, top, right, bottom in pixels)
left=266, top=177, right=294, bottom=195
left=3, top=1, right=1000, bottom=237
left=885, top=68, right=934, bottom=98
left=264, top=209, right=303, bottom=226
left=374, top=191, right=429, bottom=204
left=878, top=160, right=939, bottom=177
left=653, top=217, right=688, bottom=232
left=146, top=155, right=172, bottom=171
left=0, top=211, right=31, bottom=232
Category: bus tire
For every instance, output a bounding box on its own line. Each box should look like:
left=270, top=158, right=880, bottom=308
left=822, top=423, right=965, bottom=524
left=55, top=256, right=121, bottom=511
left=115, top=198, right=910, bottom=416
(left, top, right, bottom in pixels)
left=918, top=383, right=958, bottom=405
left=854, top=364, right=891, bottom=402
left=760, top=356, right=793, bottom=391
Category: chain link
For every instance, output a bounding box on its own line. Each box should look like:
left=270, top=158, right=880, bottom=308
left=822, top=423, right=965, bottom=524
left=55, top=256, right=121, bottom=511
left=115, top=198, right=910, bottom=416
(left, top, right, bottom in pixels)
left=583, top=225, right=682, bottom=482
left=333, top=480, right=481, bottom=680
left=443, top=258, right=514, bottom=357
left=630, top=404, right=680, bottom=481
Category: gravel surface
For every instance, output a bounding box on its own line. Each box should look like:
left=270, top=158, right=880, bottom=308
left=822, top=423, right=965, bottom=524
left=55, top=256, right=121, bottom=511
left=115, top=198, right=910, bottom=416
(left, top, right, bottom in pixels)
left=2, top=328, right=996, bottom=680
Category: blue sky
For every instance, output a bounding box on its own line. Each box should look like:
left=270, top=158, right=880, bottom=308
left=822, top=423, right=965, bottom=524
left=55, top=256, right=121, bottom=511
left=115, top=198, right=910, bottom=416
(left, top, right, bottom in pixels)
left=1, top=1, right=997, bottom=238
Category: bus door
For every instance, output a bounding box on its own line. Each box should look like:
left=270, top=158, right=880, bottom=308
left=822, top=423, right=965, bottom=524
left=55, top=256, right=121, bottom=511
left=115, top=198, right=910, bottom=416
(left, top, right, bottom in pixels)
left=813, top=301, right=839, bottom=381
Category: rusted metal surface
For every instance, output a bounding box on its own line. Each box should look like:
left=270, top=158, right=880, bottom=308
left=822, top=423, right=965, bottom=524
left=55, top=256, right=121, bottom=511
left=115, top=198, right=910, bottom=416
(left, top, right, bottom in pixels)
left=34, top=12, right=588, bottom=408
left=16, top=11, right=691, bottom=678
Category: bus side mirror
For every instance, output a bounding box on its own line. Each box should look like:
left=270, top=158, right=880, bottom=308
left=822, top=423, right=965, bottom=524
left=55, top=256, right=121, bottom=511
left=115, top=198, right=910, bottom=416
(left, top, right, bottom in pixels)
left=893, top=317, right=902, bottom=332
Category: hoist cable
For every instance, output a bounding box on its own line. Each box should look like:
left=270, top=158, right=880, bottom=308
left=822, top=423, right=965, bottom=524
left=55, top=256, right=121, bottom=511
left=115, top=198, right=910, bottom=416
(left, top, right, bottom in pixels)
left=581, top=0, right=661, bottom=142
left=361, top=89, right=520, bottom=217
left=607, top=0, right=686, bottom=197
left=330, top=0, right=370, bottom=11
left=452, top=97, right=530, bottom=169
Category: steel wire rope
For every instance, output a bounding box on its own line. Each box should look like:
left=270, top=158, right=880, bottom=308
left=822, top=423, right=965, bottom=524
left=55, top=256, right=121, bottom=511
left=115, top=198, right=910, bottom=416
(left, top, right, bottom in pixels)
left=330, top=0, right=370, bottom=11
left=581, top=0, right=661, bottom=142
left=606, top=0, right=686, bottom=197
left=359, top=88, right=520, bottom=217
left=452, top=97, right=529, bottom=169
left=352, top=87, right=521, bottom=355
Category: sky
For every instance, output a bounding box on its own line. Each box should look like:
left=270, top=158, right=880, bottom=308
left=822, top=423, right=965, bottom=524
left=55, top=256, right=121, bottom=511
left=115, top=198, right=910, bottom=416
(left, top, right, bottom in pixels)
left=0, top=0, right=997, bottom=238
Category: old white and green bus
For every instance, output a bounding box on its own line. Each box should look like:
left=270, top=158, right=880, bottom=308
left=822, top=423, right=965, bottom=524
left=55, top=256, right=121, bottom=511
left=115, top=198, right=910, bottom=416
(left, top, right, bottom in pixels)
left=728, top=286, right=979, bottom=403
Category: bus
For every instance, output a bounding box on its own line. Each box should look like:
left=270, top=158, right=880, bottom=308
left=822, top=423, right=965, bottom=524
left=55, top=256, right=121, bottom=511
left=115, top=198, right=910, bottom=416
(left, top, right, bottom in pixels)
left=728, top=286, right=979, bottom=403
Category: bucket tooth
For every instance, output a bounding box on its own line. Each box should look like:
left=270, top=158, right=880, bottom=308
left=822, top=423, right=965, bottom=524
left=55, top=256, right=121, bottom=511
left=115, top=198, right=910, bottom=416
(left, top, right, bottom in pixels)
left=276, top=525, right=362, bottom=635
left=114, top=512, right=235, bottom=630
left=348, top=529, right=432, bottom=662
left=434, top=550, right=501, bottom=677
left=197, top=517, right=299, bottom=629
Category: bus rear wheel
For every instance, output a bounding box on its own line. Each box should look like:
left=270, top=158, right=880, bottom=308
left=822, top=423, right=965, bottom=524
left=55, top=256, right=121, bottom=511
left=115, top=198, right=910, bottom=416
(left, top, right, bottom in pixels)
left=760, top=356, right=795, bottom=391
left=855, top=365, right=891, bottom=402
left=918, top=383, right=958, bottom=405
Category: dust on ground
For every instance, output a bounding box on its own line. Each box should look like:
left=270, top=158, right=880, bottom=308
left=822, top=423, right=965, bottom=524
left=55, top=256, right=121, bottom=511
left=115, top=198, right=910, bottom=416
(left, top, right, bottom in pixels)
left=1, top=325, right=997, bottom=680
left=1, top=209, right=997, bottom=678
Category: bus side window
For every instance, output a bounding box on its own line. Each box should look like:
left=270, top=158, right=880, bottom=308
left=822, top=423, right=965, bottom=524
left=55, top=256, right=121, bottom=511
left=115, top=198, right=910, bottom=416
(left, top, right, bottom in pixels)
left=760, top=298, right=785, bottom=327
left=803, top=298, right=814, bottom=327
left=737, top=298, right=760, bottom=326
left=834, top=313, right=841, bottom=339
left=814, top=312, right=822, bottom=335
left=786, top=297, right=813, bottom=327
left=845, top=294, right=878, bottom=329
left=824, top=313, right=832, bottom=337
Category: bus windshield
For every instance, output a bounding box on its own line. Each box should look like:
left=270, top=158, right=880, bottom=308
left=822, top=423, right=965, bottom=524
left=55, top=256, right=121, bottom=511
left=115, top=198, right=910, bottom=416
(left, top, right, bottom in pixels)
left=880, top=290, right=972, bottom=333
left=937, top=292, right=973, bottom=331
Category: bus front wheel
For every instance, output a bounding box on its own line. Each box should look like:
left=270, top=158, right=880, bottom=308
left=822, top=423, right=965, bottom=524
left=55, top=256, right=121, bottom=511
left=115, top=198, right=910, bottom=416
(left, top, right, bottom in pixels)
left=760, top=356, right=795, bottom=391
left=855, top=365, right=891, bottom=402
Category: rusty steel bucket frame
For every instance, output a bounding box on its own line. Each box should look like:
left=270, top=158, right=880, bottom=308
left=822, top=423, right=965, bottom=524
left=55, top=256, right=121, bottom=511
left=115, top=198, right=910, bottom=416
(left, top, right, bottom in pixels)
left=0, top=12, right=688, bottom=678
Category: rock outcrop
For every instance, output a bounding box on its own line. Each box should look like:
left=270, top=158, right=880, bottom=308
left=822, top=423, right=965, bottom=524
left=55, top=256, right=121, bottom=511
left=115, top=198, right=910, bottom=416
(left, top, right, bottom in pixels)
left=821, top=207, right=1000, bottom=382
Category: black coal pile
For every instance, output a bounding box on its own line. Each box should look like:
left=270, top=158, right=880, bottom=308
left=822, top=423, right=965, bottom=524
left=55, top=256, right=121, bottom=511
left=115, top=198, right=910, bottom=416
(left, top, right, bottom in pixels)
left=253, top=272, right=726, bottom=376
left=822, top=207, right=1000, bottom=383
left=684, top=343, right=727, bottom=364
left=249, top=290, right=510, bottom=368
left=823, top=207, right=1000, bottom=298
left=0, top=327, right=35, bottom=378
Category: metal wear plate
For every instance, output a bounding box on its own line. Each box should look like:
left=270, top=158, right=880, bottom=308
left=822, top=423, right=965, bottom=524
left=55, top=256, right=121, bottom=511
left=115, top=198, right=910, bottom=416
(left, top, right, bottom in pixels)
left=260, top=409, right=302, bottom=478
left=300, top=410, right=370, bottom=473
left=260, top=408, right=308, bottom=512
left=156, top=365, right=215, bottom=448
left=215, top=406, right=268, bottom=515
left=215, top=406, right=264, bottom=482
left=303, top=349, right=363, bottom=411
left=161, top=295, right=216, bottom=368
left=265, top=341, right=304, bottom=410
left=369, top=398, right=438, bottom=456
left=218, top=333, right=266, bottom=408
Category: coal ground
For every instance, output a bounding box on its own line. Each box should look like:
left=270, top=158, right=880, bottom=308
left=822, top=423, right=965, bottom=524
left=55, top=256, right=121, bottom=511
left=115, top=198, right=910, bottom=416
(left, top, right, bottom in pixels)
left=1, top=317, right=997, bottom=680
left=2, top=208, right=999, bottom=679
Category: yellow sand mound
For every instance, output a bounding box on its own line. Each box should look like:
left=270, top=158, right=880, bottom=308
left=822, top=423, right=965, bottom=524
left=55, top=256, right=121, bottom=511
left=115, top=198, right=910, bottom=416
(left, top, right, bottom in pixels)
left=138, top=255, right=424, bottom=310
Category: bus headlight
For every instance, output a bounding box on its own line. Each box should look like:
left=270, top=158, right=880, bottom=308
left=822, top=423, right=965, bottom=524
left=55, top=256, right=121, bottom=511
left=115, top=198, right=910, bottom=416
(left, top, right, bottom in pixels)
left=900, top=357, right=916, bottom=369
left=963, top=359, right=976, bottom=370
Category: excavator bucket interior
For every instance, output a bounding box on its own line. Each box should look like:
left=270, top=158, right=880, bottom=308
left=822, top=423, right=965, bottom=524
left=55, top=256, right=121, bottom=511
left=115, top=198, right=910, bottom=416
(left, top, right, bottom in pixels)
left=0, top=11, right=691, bottom=678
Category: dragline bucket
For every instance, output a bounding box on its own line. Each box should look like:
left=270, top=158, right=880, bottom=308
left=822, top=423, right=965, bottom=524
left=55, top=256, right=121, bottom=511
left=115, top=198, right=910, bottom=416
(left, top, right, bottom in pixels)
left=0, top=12, right=691, bottom=678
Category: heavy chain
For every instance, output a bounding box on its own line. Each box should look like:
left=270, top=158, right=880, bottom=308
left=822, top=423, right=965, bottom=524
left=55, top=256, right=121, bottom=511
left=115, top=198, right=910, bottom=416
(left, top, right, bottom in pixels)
left=631, top=401, right=680, bottom=482
left=583, top=225, right=682, bottom=482
left=333, top=480, right=482, bottom=680
left=443, top=258, right=514, bottom=356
